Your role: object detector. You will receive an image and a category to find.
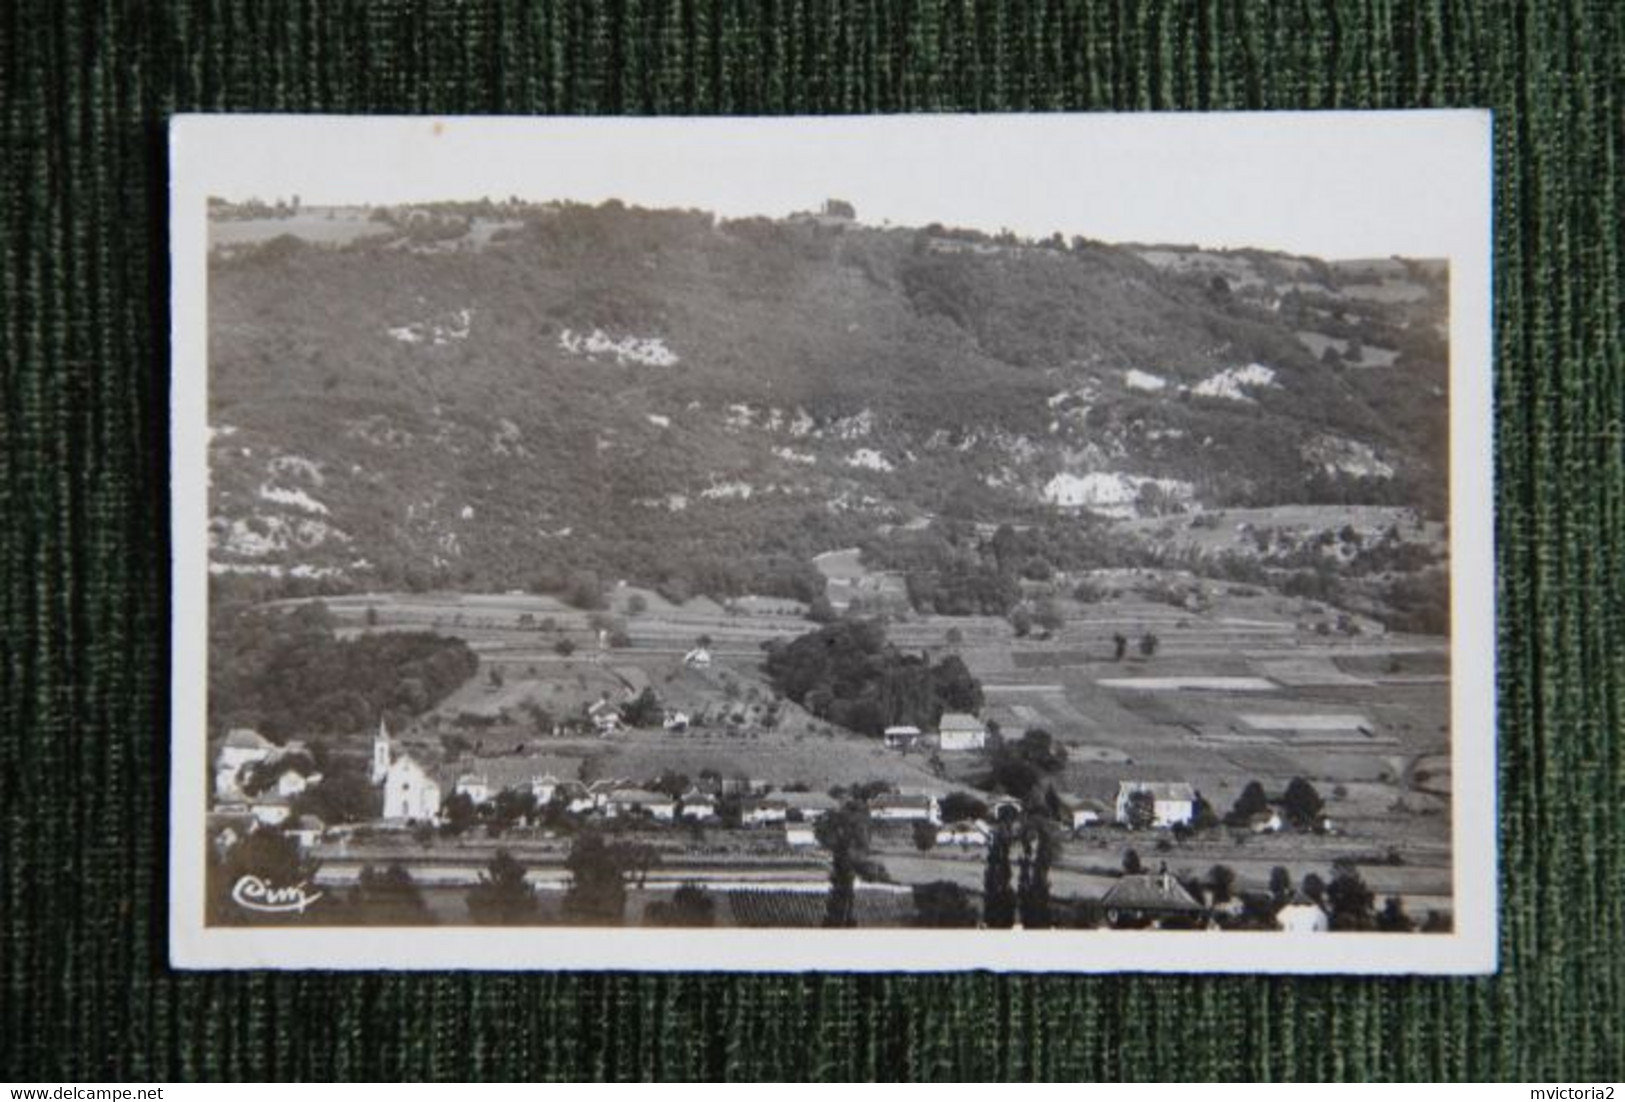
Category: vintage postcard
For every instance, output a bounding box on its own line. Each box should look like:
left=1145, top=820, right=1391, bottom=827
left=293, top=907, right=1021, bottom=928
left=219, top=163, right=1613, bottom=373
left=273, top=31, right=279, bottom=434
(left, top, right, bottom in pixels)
left=169, top=112, right=1495, bottom=971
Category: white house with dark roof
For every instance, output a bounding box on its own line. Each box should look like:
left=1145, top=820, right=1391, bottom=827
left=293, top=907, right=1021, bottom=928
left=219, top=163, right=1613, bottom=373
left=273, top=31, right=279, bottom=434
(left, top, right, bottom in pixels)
left=936, top=713, right=988, bottom=751
left=1114, top=781, right=1197, bottom=828
left=1276, top=893, right=1330, bottom=933
left=678, top=790, right=718, bottom=820
left=1101, top=870, right=1204, bottom=928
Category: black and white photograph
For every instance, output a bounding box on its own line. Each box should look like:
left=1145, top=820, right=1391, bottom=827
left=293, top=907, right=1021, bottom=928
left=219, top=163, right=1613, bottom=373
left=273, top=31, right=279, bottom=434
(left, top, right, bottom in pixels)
left=169, top=113, right=1494, bottom=972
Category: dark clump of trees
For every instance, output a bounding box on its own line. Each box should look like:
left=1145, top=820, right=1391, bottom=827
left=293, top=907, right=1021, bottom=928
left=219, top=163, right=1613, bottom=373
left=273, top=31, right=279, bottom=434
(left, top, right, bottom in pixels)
left=912, top=881, right=978, bottom=927
left=210, top=600, right=477, bottom=739
left=206, top=829, right=320, bottom=926
left=343, top=863, right=431, bottom=925
left=561, top=831, right=659, bottom=925
left=466, top=850, right=540, bottom=924
left=645, top=883, right=717, bottom=927
left=763, top=620, right=983, bottom=737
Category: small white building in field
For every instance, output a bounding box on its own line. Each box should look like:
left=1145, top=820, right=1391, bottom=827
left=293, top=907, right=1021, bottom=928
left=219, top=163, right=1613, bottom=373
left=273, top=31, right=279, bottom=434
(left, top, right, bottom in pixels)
left=1115, top=781, right=1197, bottom=828
left=937, top=713, right=988, bottom=752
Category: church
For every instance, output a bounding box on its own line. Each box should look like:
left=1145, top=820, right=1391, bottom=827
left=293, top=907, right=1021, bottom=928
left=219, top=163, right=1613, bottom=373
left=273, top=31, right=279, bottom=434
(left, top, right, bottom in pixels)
left=371, top=719, right=442, bottom=821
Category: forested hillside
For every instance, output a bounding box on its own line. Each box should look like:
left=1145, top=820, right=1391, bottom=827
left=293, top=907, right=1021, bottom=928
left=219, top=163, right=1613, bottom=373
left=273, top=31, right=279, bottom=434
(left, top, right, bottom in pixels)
left=206, top=199, right=1448, bottom=604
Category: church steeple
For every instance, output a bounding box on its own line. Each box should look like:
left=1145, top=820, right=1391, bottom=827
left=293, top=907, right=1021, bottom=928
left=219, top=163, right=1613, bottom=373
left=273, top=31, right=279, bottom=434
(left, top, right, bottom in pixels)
left=370, top=717, right=392, bottom=785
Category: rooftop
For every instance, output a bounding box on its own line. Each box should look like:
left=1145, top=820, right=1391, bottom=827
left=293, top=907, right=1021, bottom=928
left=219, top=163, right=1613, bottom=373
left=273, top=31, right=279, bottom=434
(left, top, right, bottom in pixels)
left=1117, top=780, right=1197, bottom=802
left=1101, top=874, right=1202, bottom=912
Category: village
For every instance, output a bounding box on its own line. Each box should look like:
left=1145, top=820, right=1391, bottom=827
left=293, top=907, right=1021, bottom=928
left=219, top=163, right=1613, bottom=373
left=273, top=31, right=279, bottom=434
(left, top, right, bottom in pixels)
left=207, top=544, right=1453, bottom=933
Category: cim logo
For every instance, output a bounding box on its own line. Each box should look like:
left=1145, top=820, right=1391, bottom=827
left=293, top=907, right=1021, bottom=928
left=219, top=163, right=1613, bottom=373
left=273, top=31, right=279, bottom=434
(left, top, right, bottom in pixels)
left=231, top=874, right=323, bottom=915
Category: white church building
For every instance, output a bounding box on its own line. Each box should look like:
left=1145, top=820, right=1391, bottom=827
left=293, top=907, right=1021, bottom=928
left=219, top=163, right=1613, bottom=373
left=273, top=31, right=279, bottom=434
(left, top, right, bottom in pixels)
left=372, top=719, right=442, bottom=822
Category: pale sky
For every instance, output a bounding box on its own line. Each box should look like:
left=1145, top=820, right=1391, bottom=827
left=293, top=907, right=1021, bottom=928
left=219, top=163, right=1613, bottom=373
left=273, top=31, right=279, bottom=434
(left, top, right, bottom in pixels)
left=175, top=111, right=1490, bottom=260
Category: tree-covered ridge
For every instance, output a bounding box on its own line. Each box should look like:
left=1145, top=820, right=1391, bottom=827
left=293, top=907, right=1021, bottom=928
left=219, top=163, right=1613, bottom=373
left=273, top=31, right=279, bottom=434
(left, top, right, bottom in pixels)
left=762, top=620, right=983, bottom=737
left=206, top=199, right=1448, bottom=599
left=208, top=600, right=477, bottom=739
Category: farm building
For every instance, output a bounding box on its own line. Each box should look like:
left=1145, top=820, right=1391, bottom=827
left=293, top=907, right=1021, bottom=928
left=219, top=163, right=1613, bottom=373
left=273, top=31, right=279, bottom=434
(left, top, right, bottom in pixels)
left=678, top=791, right=717, bottom=820
left=780, top=791, right=839, bottom=821
left=937, top=713, right=988, bottom=751
left=1114, top=780, right=1197, bottom=828
left=743, top=799, right=788, bottom=827
left=936, top=821, right=990, bottom=847
left=883, top=725, right=922, bottom=750
left=605, top=788, right=677, bottom=821
left=683, top=646, right=713, bottom=669
left=785, top=823, right=819, bottom=847
left=1101, top=871, right=1204, bottom=928
left=869, top=793, right=939, bottom=823
left=1067, top=798, right=1111, bottom=830
left=448, top=756, right=578, bottom=806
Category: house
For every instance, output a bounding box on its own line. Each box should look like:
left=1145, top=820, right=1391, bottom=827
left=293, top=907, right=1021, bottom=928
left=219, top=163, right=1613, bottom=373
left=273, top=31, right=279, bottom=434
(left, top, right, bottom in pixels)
left=1276, top=894, right=1330, bottom=933
left=268, top=766, right=321, bottom=799
left=683, top=646, right=712, bottom=669
left=937, top=713, right=988, bottom=752
left=868, top=793, right=939, bottom=824
left=214, top=727, right=276, bottom=797
left=780, top=791, right=838, bottom=821
left=560, top=782, right=599, bottom=815
left=662, top=710, right=690, bottom=734
left=883, top=725, right=922, bottom=751
left=1100, top=870, right=1204, bottom=928
left=742, top=798, right=788, bottom=827
left=446, top=756, right=576, bottom=809
left=247, top=793, right=292, bottom=827
left=587, top=698, right=622, bottom=736
left=1114, top=781, right=1197, bottom=828
left=1067, top=798, right=1111, bottom=830
left=785, top=822, right=818, bottom=847
left=678, top=790, right=717, bottom=821
left=936, top=820, right=991, bottom=847
left=285, top=814, right=326, bottom=850
left=605, top=788, right=677, bottom=821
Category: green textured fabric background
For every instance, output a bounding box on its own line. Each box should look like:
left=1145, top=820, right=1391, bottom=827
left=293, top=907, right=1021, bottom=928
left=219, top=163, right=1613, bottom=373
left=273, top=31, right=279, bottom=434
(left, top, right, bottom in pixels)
left=2, top=0, right=1621, bottom=1082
